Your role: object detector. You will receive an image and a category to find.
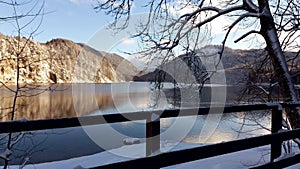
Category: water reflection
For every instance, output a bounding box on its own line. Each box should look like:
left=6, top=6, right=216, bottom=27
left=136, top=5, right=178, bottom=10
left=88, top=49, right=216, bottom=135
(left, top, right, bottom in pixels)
left=0, top=83, right=154, bottom=121
left=0, top=83, right=235, bottom=121
left=0, top=127, right=105, bottom=165
left=182, top=112, right=271, bottom=144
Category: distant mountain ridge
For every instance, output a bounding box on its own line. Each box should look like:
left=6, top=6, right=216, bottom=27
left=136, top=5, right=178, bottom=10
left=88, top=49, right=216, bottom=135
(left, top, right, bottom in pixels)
left=133, top=45, right=300, bottom=85
left=0, top=33, right=137, bottom=84
left=133, top=46, right=244, bottom=84
left=133, top=52, right=208, bottom=84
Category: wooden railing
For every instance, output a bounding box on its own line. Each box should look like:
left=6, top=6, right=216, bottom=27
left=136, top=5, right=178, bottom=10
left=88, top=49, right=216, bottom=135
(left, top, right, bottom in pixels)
left=1, top=102, right=300, bottom=168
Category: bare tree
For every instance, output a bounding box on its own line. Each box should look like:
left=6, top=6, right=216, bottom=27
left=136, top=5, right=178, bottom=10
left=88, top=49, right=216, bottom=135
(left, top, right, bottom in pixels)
left=0, top=1, right=46, bottom=168
left=94, top=0, right=300, bottom=129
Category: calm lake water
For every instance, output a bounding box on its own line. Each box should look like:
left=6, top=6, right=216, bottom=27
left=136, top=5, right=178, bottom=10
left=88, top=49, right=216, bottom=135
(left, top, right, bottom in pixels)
left=0, top=83, right=271, bottom=165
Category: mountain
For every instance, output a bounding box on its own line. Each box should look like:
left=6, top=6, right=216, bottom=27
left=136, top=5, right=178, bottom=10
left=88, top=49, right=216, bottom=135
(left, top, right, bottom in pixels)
left=98, top=51, right=137, bottom=81
left=133, top=45, right=300, bottom=85
left=0, top=33, right=137, bottom=84
left=1, top=33, right=297, bottom=85
left=133, top=52, right=207, bottom=84
left=133, top=46, right=232, bottom=84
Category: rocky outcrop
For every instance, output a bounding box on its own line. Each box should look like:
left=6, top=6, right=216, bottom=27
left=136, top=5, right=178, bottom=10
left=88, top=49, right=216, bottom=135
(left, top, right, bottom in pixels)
left=0, top=33, right=137, bottom=84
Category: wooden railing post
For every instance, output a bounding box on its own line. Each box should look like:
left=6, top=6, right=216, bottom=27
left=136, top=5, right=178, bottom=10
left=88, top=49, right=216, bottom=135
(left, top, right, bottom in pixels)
left=146, top=113, right=160, bottom=157
left=271, top=104, right=283, bottom=162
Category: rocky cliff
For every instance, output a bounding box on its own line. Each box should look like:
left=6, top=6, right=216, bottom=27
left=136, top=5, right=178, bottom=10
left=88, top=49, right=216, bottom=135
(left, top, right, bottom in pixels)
left=0, top=33, right=137, bottom=84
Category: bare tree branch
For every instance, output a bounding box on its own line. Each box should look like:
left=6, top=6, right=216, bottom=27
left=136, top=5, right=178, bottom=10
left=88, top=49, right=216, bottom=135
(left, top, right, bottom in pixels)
left=234, top=30, right=261, bottom=43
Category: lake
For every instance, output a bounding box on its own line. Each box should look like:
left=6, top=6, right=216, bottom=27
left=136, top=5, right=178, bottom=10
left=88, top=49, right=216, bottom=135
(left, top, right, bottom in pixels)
left=0, top=82, right=271, bottom=165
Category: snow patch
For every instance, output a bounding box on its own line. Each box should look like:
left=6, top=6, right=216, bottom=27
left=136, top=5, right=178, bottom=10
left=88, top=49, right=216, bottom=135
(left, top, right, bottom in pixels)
left=0, top=149, right=12, bottom=160
left=123, top=138, right=141, bottom=145
left=12, top=118, right=27, bottom=122
left=274, top=152, right=295, bottom=162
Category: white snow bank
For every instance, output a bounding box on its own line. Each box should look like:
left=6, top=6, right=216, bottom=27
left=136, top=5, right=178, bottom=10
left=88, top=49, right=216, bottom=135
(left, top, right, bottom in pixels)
left=6, top=141, right=300, bottom=169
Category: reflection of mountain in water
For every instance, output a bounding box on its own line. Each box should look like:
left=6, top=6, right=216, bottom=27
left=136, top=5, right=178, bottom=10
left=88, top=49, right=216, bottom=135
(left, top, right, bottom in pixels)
left=0, top=85, right=109, bottom=121
left=0, top=83, right=153, bottom=121
left=0, top=82, right=244, bottom=121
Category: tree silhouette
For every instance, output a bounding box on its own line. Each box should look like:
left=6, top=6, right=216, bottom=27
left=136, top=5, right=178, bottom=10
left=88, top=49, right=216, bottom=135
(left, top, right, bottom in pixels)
left=95, top=0, right=300, bottom=129
left=0, top=1, right=46, bottom=168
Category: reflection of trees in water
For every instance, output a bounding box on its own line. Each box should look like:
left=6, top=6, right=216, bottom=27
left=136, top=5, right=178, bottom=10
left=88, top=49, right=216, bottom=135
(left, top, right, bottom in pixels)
left=182, top=112, right=271, bottom=145
left=229, top=110, right=273, bottom=165
left=231, top=111, right=271, bottom=137
left=0, top=90, right=76, bottom=121
left=0, top=132, right=48, bottom=166
left=231, top=110, right=297, bottom=163
left=0, top=128, right=90, bottom=166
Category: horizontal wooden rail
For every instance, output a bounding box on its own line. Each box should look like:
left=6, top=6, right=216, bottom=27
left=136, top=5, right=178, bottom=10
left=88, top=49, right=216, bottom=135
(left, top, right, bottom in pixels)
left=281, top=102, right=300, bottom=108
left=91, top=128, right=300, bottom=169
left=0, top=112, right=148, bottom=133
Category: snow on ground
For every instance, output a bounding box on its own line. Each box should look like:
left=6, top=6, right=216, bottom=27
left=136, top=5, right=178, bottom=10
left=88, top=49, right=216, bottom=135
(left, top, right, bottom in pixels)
left=6, top=141, right=300, bottom=169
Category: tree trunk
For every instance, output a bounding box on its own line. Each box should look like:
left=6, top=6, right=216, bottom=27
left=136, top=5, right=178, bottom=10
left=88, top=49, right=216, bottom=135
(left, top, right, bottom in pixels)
left=258, top=0, right=300, bottom=129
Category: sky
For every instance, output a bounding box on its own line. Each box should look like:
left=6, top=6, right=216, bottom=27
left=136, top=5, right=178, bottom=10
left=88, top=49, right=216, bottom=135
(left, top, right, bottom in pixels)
left=0, top=0, right=112, bottom=43
left=0, top=0, right=153, bottom=58
left=0, top=0, right=264, bottom=58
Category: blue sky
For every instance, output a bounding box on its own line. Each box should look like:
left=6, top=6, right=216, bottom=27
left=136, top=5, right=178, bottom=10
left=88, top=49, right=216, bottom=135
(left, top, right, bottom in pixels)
left=0, top=0, right=110, bottom=43
left=0, top=0, right=264, bottom=55
left=0, top=0, right=154, bottom=58
left=40, top=0, right=107, bottom=43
